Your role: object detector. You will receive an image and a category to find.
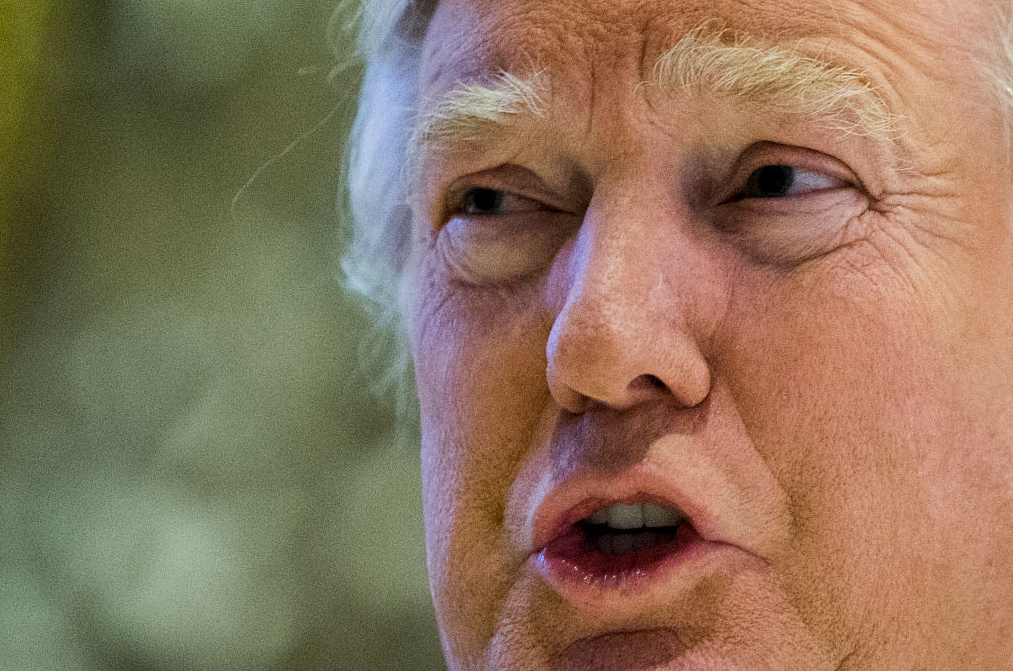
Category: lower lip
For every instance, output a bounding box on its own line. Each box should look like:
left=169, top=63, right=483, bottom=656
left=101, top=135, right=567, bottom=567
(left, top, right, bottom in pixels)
left=534, top=523, right=717, bottom=605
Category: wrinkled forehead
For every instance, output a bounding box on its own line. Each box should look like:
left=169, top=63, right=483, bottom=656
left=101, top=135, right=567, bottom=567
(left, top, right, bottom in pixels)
left=419, top=0, right=1002, bottom=101
left=414, top=0, right=1011, bottom=181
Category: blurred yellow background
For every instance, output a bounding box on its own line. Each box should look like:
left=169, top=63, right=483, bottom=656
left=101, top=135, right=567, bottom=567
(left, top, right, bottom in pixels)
left=1, top=1, right=443, bottom=669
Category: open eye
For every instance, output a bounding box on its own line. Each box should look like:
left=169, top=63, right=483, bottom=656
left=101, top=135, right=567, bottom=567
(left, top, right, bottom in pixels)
left=710, top=145, right=872, bottom=265
left=435, top=173, right=581, bottom=284
left=460, top=187, right=543, bottom=216
left=739, top=165, right=848, bottom=199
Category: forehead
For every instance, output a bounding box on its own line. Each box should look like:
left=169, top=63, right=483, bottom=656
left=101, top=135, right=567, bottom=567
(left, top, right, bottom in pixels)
left=420, top=0, right=1002, bottom=136
left=422, top=0, right=993, bottom=66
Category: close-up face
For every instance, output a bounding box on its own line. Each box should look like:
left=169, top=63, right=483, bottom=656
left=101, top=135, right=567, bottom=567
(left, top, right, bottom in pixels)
left=402, top=0, right=1013, bottom=668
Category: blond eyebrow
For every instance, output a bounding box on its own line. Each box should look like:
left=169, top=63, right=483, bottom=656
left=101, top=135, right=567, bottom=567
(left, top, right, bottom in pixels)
left=407, top=71, right=548, bottom=187
left=408, top=26, right=903, bottom=187
left=651, top=25, right=902, bottom=140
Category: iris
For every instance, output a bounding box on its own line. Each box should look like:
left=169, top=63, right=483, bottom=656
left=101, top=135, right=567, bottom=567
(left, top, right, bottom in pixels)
left=463, top=187, right=504, bottom=215
left=745, top=165, right=795, bottom=198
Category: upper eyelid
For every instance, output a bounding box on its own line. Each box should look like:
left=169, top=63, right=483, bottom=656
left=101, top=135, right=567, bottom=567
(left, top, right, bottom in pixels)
left=734, top=144, right=862, bottom=186
left=457, top=187, right=545, bottom=214
left=709, top=146, right=864, bottom=206
left=442, top=166, right=577, bottom=218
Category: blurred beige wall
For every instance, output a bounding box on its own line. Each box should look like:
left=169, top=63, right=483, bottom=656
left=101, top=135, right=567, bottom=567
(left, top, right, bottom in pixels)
left=1, top=2, right=443, bottom=669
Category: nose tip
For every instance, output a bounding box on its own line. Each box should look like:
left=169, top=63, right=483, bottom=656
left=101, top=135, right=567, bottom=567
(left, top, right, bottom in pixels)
left=545, top=301, right=712, bottom=413
left=541, top=182, right=720, bottom=416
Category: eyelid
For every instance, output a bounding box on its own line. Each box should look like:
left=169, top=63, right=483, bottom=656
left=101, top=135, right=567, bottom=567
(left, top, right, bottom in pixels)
left=722, top=142, right=865, bottom=203
left=441, top=164, right=572, bottom=223
left=458, top=188, right=545, bottom=216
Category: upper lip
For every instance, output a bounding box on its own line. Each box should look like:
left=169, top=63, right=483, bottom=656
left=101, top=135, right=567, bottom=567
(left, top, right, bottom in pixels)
left=530, top=462, right=729, bottom=553
left=525, top=399, right=789, bottom=561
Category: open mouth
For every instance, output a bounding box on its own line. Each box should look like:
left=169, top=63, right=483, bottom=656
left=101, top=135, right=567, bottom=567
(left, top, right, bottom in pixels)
left=540, top=500, right=698, bottom=579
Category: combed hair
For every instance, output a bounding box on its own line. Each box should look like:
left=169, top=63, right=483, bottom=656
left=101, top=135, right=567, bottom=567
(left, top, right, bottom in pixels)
left=331, top=0, right=432, bottom=421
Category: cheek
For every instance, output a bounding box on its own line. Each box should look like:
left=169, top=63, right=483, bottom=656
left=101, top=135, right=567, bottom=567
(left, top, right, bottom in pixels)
left=717, top=256, right=984, bottom=647
left=724, top=248, right=954, bottom=483
left=411, top=276, right=551, bottom=440
left=410, top=276, right=551, bottom=658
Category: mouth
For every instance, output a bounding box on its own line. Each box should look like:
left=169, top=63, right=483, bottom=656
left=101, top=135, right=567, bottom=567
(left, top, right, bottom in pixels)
left=546, top=497, right=686, bottom=563
left=534, top=493, right=717, bottom=599
left=523, top=425, right=789, bottom=615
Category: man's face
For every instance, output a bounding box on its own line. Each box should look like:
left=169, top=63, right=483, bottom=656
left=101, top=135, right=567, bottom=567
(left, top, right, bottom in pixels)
left=405, top=0, right=1013, bottom=668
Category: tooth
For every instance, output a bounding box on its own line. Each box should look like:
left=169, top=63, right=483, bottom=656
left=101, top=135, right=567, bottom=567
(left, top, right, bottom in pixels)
left=607, top=503, right=644, bottom=529
left=588, top=508, right=609, bottom=525
left=642, top=503, right=681, bottom=528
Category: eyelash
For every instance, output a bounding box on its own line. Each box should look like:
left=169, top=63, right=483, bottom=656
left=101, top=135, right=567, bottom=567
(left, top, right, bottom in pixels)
left=462, top=187, right=504, bottom=215
left=454, top=186, right=545, bottom=217
left=728, top=164, right=849, bottom=202
left=451, top=163, right=848, bottom=219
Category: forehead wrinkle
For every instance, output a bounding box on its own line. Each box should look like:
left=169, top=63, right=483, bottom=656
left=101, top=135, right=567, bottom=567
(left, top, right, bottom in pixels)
left=649, top=24, right=905, bottom=143
left=407, top=71, right=550, bottom=191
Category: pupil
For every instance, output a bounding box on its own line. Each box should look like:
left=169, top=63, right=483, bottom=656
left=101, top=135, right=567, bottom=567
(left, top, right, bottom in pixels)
left=748, top=165, right=794, bottom=197
left=466, top=188, right=502, bottom=214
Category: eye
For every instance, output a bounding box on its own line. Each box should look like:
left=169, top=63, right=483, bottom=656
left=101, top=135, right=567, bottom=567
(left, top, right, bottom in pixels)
left=463, top=188, right=503, bottom=215
left=460, top=187, right=542, bottom=216
left=740, top=165, right=847, bottom=199
left=434, top=172, right=581, bottom=284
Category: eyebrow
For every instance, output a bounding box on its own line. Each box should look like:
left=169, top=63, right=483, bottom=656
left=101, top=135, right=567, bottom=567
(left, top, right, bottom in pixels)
left=652, top=25, right=901, bottom=140
left=407, top=70, right=548, bottom=187
left=409, top=26, right=903, bottom=180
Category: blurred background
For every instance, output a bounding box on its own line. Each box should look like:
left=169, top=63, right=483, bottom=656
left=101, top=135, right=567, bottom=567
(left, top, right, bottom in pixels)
left=1, top=1, right=445, bottom=669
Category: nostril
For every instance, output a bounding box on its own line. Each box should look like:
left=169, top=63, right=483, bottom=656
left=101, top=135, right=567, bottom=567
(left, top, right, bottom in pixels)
left=617, top=374, right=671, bottom=404
left=635, top=374, right=666, bottom=390
left=643, top=375, right=666, bottom=389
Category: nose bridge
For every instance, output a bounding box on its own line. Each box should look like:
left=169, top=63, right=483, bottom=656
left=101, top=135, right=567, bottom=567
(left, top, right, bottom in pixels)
left=567, top=205, right=642, bottom=310
left=545, top=186, right=713, bottom=411
left=559, top=207, right=663, bottom=345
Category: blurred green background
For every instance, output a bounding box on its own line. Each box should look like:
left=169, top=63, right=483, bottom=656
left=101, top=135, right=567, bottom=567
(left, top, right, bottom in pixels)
left=1, top=1, right=444, bottom=669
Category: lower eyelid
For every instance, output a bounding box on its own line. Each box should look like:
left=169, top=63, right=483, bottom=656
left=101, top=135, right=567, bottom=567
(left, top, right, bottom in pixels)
left=711, top=189, right=867, bottom=244
left=438, top=212, right=580, bottom=282
left=738, top=209, right=874, bottom=267
left=735, top=185, right=861, bottom=214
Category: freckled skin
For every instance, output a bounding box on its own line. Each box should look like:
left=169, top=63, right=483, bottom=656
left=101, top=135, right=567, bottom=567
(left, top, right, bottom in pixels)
left=405, top=0, right=1013, bottom=669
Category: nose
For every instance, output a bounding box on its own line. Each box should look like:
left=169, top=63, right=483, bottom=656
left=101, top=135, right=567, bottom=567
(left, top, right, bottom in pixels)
left=545, top=191, right=714, bottom=414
